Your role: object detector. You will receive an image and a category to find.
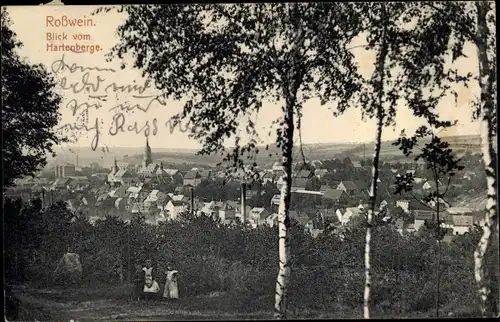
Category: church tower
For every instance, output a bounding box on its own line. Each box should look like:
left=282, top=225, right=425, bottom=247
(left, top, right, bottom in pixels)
left=113, top=157, right=119, bottom=174
left=142, top=136, right=153, bottom=168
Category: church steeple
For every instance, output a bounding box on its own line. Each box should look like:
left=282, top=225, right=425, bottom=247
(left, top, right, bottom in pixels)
left=143, top=136, right=153, bottom=168
left=113, top=157, right=119, bottom=173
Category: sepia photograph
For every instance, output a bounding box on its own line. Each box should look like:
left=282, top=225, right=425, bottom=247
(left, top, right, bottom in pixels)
left=2, top=1, right=498, bottom=320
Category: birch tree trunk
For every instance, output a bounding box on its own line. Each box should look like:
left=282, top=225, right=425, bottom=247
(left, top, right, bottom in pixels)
left=274, top=6, right=306, bottom=318
left=274, top=89, right=295, bottom=320
left=364, top=9, right=388, bottom=319
left=473, top=1, right=498, bottom=317
left=434, top=169, right=441, bottom=318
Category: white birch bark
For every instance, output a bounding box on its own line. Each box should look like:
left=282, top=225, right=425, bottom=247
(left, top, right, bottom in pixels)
left=473, top=1, right=498, bottom=317
left=274, top=7, right=305, bottom=318
left=274, top=93, right=295, bottom=320
left=364, top=8, right=388, bottom=318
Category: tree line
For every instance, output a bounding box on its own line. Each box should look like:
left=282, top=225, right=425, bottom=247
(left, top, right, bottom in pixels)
left=3, top=199, right=497, bottom=319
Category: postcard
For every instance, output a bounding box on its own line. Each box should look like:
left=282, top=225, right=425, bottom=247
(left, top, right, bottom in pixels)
left=3, top=2, right=498, bottom=320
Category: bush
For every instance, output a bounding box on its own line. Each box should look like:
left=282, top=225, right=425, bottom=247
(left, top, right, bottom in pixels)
left=4, top=197, right=494, bottom=317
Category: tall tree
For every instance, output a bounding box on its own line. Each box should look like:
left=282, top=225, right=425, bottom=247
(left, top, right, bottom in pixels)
left=1, top=8, right=65, bottom=188
left=402, top=1, right=497, bottom=316
left=357, top=2, right=457, bottom=316
left=472, top=2, right=498, bottom=317
left=358, top=4, right=397, bottom=317
left=394, top=126, right=464, bottom=317
left=95, top=3, right=362, bottom=318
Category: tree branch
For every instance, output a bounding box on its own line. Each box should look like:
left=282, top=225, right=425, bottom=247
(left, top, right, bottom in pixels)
left=409, top=191, right=436, bottom=212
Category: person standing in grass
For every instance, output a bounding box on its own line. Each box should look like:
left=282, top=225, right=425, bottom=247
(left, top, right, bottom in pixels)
left=132, top=264, right=144, bottom=301
left=163, top=264, right=179, bottom=300
left=142, top=259, right=154, bottom=282
left=143, top=277, right=161, bottom=302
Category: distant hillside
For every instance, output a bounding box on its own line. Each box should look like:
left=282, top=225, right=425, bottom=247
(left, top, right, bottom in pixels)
left=124, top=142, right=359, bottom=167
left=48, top=134, right=492, bottom=168
left=454, top=191, right=488, bottom=211
left=341, top=134, right=496, bottom=162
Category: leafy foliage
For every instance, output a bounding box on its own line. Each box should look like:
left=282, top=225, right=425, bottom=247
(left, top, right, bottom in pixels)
left=4, top=198, right=485, bottom=317
left=393, top=126, right=464, bottom=207
left=94, top=3, right=363, bottom=175
left=1, top=9, right=65, bottom=188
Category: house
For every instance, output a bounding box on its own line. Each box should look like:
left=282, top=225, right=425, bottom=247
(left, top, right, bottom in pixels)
left=472, top=211, right=485, bottom=226
left=226, top=200, right=253, bottom=222
left=318, top=208, right=343, bottom=225
left=337, top=181, right=359, bottom=196
left=109, top=185, right=129, bottom=199
left=143, top=190, right=160, bottom=213
left=199, top=170, right=212, bottom=181
left=96, top=192, right=114, bottom=208
left=162, top=168, right=178, bottom=176
left=200, top=201, right=218, bottom=216
left=291, top=178, right=310, bottom=191
left=156, top=192, right=171, bottom=212
left=440, top=213, right=454, bottom=229
left=413, top=177, right=426, bottom=184
left=115, top=197, right=127, bottom=210
left=395, top=218, right=416, bottom=235
left=155, top=162, right=171, bottom=178
left=295, top=169, right=314, bottom=179
left=130, top=203, right=141, bottom=214
left=214, top=201, right=236, bottom=222
left=90, top=173, right=108, bottom=186
left=311, top=160, right=324, bottom=169
left=183, top=170, right=202, bottom=187
left=414, top=211, right=435, bottom=231
left=342, top=207, right=365, bottom=225
left=276, top=167, right=311, bottom=189
left=66, top=198, right=80, bottom=212
left=52, top=177, right=72, bottom=190
left=319, top=185, right=330, bottom=193
left=262, top=172, right=275, bottom=184
left=127, top=186, right=143, bottom=200
left=422, top=180, right=443, bottom=191
left=352, top=161, right=363, bottom=172
left=396, top=199, right=432, bottom=213
left=249, top=207, right=270, bottom=226
left=166, top=200, right=188, bottom=220
left=270, top=194, right=281, bottom=207
left=265, top=213, right=279, bottom=227
left=314, top=169, right=328, bottom=179
left=138, top=163, right=161, bottom=178
left=272, top=162, right=285, bottom=172
left=322, top=189, right=349, bottom=205
left=451, top=215, right=474, bottom=235
left=307, top=212, right=324, bottom=231
left=145, top=211, right=167, bottom=225
left=288, top=210, right=310, bottom=227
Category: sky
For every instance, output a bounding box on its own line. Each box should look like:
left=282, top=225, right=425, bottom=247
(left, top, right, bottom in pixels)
left=6, top=4, right=481, bottom=152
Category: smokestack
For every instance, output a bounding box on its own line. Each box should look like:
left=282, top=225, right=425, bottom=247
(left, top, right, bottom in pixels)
left=41, top=189, right=45, bottom=209
left=241, top=182, right=246, bottom=224
left=76, top=155, right=79, bottom=167
left=190, top=187, right=194, bottom=215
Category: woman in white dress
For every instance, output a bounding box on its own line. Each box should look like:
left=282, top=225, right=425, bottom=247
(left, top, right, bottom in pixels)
left=163, top=265, right=179, bottom=300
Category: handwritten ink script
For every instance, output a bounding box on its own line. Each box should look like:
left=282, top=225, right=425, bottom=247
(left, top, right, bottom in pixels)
left=53, top=55, right=196, bottom=151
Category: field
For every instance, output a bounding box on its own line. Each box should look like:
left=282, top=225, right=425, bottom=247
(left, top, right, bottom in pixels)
left=11, top=284, right=436, bottom=321
left=49, top=134, right=489, bottom=168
